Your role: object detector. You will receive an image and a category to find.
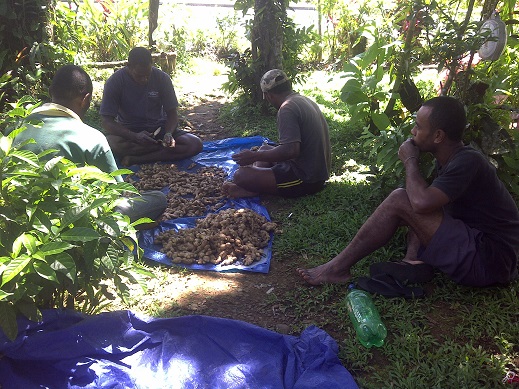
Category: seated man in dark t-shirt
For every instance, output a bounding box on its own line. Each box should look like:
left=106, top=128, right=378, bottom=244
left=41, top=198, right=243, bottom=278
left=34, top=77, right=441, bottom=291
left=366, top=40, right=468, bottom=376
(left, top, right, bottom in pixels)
left=223, top=69, right=331, bottom=199
left=100, top=47, right=203, bottom=166
left=298, top=96, right=519, bottom=288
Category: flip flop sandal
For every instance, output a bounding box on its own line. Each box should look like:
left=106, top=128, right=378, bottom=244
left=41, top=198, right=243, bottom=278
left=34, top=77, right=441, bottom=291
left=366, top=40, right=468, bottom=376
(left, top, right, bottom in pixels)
left=369, top=261, right=434, bottom=284
left=356, top=274, right=425, bottom=299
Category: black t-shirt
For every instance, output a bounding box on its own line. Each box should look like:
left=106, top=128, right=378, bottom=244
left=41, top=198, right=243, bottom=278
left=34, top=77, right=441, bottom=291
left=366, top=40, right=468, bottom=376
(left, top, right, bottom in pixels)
left=431, top=146, right=519, bottom=267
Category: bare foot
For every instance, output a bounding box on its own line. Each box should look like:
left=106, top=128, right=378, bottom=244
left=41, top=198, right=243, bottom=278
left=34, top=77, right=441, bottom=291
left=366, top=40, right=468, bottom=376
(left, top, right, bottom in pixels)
left=296, top=264, right=351, bottom=286
left=222, top=181, right=259, bottom=198
left=402, top=258, right=426, bottom=265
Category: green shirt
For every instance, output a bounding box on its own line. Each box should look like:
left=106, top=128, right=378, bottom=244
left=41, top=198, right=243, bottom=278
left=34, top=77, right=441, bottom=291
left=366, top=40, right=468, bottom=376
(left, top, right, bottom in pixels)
left=13, top=103, right=121, bottom=181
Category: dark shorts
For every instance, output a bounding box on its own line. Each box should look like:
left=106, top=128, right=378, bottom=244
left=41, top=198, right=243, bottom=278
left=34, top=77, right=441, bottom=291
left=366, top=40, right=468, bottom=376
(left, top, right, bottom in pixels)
left=419, top=213, right=517, bottom=286
left=271, top=162, right=325, bottom=198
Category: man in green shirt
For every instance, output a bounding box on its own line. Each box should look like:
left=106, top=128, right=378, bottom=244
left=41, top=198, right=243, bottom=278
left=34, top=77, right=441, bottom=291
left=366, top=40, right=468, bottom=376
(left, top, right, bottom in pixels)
left=13, top=65, right=166, bottom=222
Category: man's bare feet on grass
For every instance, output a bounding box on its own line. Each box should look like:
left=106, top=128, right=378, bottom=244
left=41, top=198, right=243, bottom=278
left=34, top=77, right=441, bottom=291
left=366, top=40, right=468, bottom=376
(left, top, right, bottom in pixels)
left=222, top=181, right=259, bottom=198
left=296, top=264, right=352, bottom=286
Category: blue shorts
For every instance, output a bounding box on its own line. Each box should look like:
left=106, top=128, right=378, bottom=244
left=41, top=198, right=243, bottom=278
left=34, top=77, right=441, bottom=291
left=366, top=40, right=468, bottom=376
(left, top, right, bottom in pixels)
left=271, top=162, right=325, bottom=198
left=419, top=213, right=517, bottom=286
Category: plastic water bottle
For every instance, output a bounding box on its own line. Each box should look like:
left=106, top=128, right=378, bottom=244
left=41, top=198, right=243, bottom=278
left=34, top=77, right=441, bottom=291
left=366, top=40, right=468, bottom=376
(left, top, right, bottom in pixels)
left=345, top=284, right=387, bottom=348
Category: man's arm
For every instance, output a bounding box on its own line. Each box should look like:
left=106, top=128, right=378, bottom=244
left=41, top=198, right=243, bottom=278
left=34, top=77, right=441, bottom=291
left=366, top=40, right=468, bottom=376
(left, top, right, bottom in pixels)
left=399, top=139, right=449, bottom=214
left=101, top=115, right=157, bottom=144
left=232, top=142, right=300, bottom=166
left=403, top=158, right=449, bottom=213
left=162, top=107, right=179, bottom=147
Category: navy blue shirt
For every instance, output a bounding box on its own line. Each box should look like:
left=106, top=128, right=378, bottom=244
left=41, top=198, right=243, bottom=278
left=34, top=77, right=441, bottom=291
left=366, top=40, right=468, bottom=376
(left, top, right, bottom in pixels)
left=100, top=66, right=178, bottom=132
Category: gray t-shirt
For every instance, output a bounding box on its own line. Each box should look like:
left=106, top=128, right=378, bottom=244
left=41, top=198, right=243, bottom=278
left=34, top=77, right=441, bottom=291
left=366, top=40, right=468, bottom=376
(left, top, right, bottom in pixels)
left=99, top=66, right=178, bottom=132
left=277, top=93, right=331, bottom=183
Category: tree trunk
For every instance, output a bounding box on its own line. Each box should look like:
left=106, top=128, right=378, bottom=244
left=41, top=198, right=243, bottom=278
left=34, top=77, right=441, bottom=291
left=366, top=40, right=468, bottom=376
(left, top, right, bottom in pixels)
left=251, top=0, right=285, bottom=104
left=149, top=0, right=160, bottom=48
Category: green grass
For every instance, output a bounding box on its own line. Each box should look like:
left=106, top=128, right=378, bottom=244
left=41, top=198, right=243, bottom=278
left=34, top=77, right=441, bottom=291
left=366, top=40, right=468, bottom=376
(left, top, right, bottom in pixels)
left=86, top=65, right=518, bottom=388
left=219, top=77, right=519, bottom=388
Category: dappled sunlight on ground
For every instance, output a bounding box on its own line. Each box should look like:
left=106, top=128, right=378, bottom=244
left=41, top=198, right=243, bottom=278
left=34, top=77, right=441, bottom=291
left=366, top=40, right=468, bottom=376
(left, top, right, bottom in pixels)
left=329, top=159, right=373, bottom=183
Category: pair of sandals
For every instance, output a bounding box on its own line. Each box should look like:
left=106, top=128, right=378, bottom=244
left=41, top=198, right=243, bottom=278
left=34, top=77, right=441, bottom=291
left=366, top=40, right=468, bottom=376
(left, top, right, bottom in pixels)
left=356, top=261, right=434, bottom=299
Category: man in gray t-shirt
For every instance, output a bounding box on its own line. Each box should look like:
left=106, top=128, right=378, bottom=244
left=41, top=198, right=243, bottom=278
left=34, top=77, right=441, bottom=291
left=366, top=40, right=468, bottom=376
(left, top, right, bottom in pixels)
left=100, top=47, right=203, bottom=166
left=223, top=69, right=331, bottom=198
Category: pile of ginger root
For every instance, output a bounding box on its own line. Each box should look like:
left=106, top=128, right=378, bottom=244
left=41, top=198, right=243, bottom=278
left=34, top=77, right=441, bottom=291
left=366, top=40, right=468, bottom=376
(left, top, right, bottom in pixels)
left=125, top=163, right=227, bottom=219
left=126, top=163, right=278, bottom=266
left=155, top=208, right=277, bottom=266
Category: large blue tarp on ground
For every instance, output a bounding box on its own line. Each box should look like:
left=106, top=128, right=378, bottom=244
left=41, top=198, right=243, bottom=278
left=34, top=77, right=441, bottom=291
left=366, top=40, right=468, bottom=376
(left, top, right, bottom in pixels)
left=0, top=309, right=359, bottom=389
left=137, top=136, right=275, bottom=274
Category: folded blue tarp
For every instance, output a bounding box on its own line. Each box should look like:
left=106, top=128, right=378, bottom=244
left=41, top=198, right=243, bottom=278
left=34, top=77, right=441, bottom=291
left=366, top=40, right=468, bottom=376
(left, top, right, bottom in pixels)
left=137, top=136, right=274, bottom=274
left=0, top=309, right=359, bottom=389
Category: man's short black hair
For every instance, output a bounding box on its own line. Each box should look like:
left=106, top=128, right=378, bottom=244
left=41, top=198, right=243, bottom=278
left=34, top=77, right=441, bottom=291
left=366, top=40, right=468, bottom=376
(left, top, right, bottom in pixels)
left=49, top=65, right=92, bottom=102
left=422, top=96, right=467, bottom=141
left=128, top=47, right=152, bottom=67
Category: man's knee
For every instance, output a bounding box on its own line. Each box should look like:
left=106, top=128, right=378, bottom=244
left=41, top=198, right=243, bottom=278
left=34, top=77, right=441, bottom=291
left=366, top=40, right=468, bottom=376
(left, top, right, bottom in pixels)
left=389, top=188, right=409, bottom=201
left=177, top=133, right=203, bottom=155
left=383, top=188, right=413, bottom=212
left=190, top=136, right=203, bottom=155
left=232, top=168, right=249, bottom=187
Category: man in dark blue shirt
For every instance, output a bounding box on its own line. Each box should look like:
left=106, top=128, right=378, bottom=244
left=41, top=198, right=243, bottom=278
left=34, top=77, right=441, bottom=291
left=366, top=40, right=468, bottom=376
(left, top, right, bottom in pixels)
left=100, top=47, right=202, bottom=166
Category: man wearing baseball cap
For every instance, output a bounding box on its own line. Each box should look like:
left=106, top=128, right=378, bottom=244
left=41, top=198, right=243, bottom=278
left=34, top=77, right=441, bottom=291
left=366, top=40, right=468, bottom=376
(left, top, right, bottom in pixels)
left=223, top=69, right=331, bottom=198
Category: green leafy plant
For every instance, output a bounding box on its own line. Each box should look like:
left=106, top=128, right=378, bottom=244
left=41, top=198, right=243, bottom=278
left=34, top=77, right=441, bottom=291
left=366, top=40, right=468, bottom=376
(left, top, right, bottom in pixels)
left=0, top=0, right=73, bottom=111
left=0, top=102, right=153, bottom=341
left=54, top=0, right=148, bottom=62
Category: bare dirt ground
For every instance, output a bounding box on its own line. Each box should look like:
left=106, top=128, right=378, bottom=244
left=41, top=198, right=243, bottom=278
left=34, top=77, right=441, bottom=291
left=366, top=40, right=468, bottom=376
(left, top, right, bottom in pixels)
left=134, top=69, right=306, bottom=335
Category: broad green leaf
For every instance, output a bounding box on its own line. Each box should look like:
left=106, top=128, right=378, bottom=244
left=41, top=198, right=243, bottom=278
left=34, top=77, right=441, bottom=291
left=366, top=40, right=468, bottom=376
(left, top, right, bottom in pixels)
left=120, top=236, right=136, bottom=253
left=111, top=168, right=134, bottom=176
left=38, top=241, right=75, bottom=256
left=0, top=256, right=10, bottom=264
left=11, top=235, right=23, bottom=257
left=89, top=197, right=112, bottom=210
left=341, top=78, right=362, bottom=92
left=15, top=233, right=38, bottom=256
left=60, top=227, right=100, bottom=242
left=359, top=42, right=381, bottom=67
left=101, top=252, right=117, bottom=271
left=111, top=182, right=139, bottom=193
left=38, top=149, right=59, bottom=159
left=10, top=149, right=39, bottom=167
left=371, top=112, right=391, bottom=132
left=131, top=217, right=154, bottom=227
left=32, top=211, right=53, bottom=234
left=502, top=155, right=519, bottom=170
left=60, top=206, right=90, bottom=229
left=1, top=256, right=32, bottom=286
left=50, top=253, right=76, bottom=282
left=67, top=166, right=116, bottom=183
left=44, top=155, right=65, bottom=171
left=341, top=90, right=369, bottom=105
left=0, top=290, right=13, bottom=301
left=97, top=216, right=122, bottom=236
left=0, top=302, right=18, bottom=340
left=0, top=136, right=13, bottom=154
left=15, top=300, right=42, bottom=323
left=33, top=261, right=58, bottom=281
left=343, top=61, right=361, bottom=76
left=365, top=74, right=380, bottom=91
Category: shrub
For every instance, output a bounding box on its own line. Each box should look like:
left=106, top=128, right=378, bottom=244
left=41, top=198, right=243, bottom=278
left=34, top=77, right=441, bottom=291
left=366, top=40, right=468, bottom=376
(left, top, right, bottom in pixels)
left=0, top=101, right=152, bottom=341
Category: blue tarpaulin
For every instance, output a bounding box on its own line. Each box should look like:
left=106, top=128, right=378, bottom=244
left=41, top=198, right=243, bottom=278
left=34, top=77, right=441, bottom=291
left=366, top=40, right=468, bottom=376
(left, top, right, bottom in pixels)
left=137, top=136, right=274, bottom=274
left=0, top=309, right=359, bottom=389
